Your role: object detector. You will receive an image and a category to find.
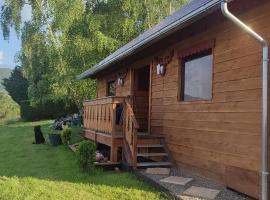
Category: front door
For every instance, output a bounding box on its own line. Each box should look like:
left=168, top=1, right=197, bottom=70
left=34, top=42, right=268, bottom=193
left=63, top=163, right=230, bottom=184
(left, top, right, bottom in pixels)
left=133, top=65, right=150, bottom=133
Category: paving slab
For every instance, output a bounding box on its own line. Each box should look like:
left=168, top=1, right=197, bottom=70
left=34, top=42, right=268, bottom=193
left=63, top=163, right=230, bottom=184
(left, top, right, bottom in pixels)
left=145, top=168, right=170, bottom=175
left=183, top=186, right=220, bottom=199
left=160, top=176, right=194, bottom=186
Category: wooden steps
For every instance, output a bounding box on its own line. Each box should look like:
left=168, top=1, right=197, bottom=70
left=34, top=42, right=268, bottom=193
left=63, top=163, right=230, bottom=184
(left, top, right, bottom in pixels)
left=137, top=162, right=172, bottom=167
left=136, top=133, right=172, bottom=168
left=137, top=144, right=164, bottom=148
left=137, top=153, right=168, bottom=157
left=137, top=133, right=164, bottom=138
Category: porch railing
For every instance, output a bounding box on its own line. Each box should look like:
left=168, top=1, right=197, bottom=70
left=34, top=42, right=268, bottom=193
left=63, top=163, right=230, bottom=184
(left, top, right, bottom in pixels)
left=83, top=96, right=139, bottom=168
left=83, top=97, right=125, bottom=137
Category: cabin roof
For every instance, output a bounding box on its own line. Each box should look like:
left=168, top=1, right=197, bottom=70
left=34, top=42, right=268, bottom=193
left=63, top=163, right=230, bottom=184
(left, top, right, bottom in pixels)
left=77, top=0, right=229, bottom=79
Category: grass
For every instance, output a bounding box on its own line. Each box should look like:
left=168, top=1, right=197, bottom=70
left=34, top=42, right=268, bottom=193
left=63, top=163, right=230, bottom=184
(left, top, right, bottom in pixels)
left=0, top=121, right=167, bottom=200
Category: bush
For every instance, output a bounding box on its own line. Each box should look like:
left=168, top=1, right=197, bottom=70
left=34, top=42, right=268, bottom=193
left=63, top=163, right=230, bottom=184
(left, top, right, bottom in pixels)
left=20, top=100, right=78, bottom=121
left=61, top=127, right=72, bottom=145
left=76, top=141, right=96, bottom=172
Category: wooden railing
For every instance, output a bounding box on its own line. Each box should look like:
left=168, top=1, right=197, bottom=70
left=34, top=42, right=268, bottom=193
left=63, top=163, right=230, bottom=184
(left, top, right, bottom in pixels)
left=123, top=97, right=139, bottom=168
left=83, top=96, right=139, bottom=168
left=83, top=97, right=125, bottom=137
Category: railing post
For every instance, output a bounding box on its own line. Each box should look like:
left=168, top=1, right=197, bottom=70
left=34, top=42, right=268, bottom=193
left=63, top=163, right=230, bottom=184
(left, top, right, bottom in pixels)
left=83, top=105, right=86, bottom=128
left=111, top=103, right=117, bottom=138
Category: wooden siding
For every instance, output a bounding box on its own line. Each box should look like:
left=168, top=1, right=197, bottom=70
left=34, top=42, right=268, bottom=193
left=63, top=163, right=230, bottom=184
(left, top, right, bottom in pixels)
left=97, top=69, right=132, bottom=98
left=149, top=2, right=270, bottom=199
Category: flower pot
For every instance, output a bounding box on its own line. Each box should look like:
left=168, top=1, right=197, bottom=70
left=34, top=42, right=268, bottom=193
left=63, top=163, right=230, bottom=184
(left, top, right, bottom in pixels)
left=48, top=134, right=62, bottom=147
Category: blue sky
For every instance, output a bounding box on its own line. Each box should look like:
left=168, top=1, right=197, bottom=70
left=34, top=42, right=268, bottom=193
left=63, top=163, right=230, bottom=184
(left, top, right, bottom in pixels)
left=0, top=0, right=31, bottom=69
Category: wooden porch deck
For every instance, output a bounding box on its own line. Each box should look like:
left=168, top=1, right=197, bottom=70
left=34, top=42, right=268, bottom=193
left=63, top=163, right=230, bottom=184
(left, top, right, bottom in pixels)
left=83, top=96, right=172, bottom=168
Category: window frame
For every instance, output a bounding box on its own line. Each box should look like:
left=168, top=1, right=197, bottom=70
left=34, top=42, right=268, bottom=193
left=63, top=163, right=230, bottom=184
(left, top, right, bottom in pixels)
left=178, top=48, right=214, bottom=103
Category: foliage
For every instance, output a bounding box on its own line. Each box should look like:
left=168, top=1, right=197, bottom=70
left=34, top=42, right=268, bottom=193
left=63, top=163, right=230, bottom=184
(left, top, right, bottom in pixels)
left=0, top=68, right=11, bottom=91
left=1, top=0, right=190, bottom=112
left=76, top=140, right=96, bottom=172
left=2, top=66, right=28, bottom=105
left=20, top=99, right=78, bottom=121
left=0, top=121, right=167, bottom=200
left=0, top=91, right=20, bottom=122
left=61, top=127, right=72, bottom=145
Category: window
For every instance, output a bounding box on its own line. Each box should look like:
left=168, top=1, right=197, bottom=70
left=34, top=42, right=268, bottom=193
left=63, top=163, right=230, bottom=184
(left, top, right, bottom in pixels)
left=107, top=80, right=116, bottom=96
left=181, top=49, right=213, bottom=101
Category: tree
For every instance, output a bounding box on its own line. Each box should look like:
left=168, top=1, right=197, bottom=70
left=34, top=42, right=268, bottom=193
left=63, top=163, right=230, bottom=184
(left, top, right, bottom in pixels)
left=1, top=0, right=190, bottom=111
left=3, top=66, right=28, bottom=105
left=0, top=91, right=20, bottom=121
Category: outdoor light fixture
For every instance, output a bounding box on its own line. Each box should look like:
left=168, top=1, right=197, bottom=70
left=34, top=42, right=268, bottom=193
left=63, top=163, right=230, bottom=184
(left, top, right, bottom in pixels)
left=155, top=50, right=174, bottom=76
left=117, top=77, right=124, bottom=86
left=117, top=69, right=128, bottom=87
left=156, top=64, right=166, bottom=76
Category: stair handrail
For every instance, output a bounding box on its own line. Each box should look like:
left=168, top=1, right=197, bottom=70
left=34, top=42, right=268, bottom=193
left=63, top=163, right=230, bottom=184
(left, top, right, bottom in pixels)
left=123, top=96, right=139, bottom=168
left=124, top=97, right=139, bottom=130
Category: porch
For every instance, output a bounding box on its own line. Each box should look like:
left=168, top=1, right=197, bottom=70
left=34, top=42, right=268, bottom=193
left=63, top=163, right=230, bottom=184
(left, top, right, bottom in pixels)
left=83, top=96, right=172, bottom=168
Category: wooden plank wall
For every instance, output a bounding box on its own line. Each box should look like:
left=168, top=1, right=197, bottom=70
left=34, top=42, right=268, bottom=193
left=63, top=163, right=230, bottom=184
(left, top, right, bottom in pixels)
left=97, top=69, right=131, bottom=98
left=149, top=2, right=270, bottom=198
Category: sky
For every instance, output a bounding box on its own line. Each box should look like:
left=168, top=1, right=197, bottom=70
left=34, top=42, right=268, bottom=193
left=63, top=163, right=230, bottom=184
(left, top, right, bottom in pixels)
left=0, top=0, right=31, bottom=69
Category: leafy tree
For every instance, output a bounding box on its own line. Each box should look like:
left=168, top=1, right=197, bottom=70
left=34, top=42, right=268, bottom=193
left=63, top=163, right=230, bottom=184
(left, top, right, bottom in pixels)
left=1, top=0, right=190, bottom=112
left=0, top=68, right=11, bottom=91
left=2, top=66, right=28, bottom=105
left=0, top=91, right=20, bottom=122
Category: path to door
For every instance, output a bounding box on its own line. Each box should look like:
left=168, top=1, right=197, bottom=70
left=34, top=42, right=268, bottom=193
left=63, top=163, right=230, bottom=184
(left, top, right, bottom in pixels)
left=139, top=167, right=254, bottom=200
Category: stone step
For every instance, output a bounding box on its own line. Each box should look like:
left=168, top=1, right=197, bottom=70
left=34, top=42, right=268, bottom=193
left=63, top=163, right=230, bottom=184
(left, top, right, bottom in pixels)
left=137, top=153, right=168, bottom=157
left=160, top=176, right=194, bottom=186
left=183, top=186, right=220, bottom=200
left=137, top=144, right=164, bottom=148
left=145, top=168, right=170, bottom=175
left=137, top=162, right=172, bottom=167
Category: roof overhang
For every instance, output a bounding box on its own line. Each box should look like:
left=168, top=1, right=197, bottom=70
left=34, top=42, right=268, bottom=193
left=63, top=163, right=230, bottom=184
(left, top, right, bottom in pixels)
left=77, top=0, right=232, bottom=80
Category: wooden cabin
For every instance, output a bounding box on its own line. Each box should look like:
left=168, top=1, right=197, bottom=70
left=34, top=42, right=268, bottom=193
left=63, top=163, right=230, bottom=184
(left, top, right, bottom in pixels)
left=78, top=0, right=270, bottom=198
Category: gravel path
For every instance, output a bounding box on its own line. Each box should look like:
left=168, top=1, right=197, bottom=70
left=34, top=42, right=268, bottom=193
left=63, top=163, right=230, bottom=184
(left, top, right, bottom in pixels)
left=139, top=168, right=255, bottom=200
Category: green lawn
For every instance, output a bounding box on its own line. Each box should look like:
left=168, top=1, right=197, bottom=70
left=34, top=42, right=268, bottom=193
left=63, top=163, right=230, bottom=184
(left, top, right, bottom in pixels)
left=0, top=121, right=167, bottom=200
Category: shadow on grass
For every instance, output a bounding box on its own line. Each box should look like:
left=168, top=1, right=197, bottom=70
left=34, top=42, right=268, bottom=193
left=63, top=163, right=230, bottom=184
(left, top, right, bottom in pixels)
left=0, top=121, right=167, bottom=199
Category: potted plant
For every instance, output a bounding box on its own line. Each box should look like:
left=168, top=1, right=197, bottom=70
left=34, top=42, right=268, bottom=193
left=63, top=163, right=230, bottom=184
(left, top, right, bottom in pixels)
left=61, top=127, right=72, bottom=145
left=48, top=131, right=62, bottom=147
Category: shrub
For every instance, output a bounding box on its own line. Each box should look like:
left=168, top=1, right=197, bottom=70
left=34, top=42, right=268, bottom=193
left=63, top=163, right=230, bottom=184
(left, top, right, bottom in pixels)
left=20, top=100, right=78, bottom=121
left=76, top=141, right=96, bottom=172
left=61, top=127, right=72, bottom=145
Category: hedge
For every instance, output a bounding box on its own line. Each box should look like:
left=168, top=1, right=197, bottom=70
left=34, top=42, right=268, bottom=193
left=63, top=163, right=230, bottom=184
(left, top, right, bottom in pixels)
left=20, top=100, right=78, bottom=121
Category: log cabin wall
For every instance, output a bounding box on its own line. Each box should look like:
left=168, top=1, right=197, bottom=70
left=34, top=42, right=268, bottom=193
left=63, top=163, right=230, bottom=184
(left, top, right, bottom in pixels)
left=97, top=69, right=132, bottom=98
left=149, top=2, right=270, bottom=199
left=96, top=63, right=152, bottom=133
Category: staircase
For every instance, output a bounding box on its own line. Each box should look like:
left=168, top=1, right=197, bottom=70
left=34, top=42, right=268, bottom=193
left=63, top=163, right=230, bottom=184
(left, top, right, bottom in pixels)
left=136, top=133, right=172, bottom=168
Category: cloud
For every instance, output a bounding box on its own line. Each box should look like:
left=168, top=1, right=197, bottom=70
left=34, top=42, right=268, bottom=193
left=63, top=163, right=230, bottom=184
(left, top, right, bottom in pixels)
left=0, top=51, right=4, bottom=65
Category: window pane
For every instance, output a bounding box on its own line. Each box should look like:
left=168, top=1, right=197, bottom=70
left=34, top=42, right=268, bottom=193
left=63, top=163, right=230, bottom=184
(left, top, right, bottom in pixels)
left=183, top=54, right=213, bottom=101
left=108, top=81, right=116, bottom=96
